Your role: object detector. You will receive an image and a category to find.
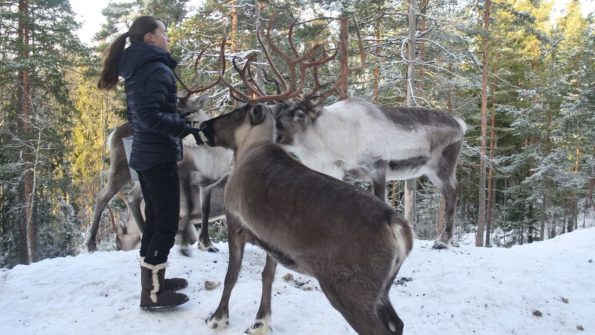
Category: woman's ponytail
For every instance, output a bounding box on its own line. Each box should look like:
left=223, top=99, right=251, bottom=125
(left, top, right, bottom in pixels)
left=97, top=33, right=128, bottom=90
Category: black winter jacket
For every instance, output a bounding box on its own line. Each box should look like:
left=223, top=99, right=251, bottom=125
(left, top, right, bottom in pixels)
left=118, top=42, right=186, bottom=171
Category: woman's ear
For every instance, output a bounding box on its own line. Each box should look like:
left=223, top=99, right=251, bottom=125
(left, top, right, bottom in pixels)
left=143, top=31, right=155, bottom=45
left=249, top=104, right=268, bottom=125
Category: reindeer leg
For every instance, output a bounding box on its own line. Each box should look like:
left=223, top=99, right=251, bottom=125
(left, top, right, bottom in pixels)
left=127, top=182, right=145, bottom=233
left=87, top=176, right=129, bottom=252
left=377, top=263, right=405, bottom=335
left=370, top=160, right=388, bottom=201
left=376, top=297, right=404, bottom=335
left=206, top=215, right=246, bottom=329
left=246, top=254, right=277, bottom=335
left=178, top=178, right=194, bottom=257
left=318, top=276, right=399, bottom=335
left=433, top=140, right=462, bottom=249
left=198, top=186, right=218, bottom=252
left=434, top=183, right=458, bottom=249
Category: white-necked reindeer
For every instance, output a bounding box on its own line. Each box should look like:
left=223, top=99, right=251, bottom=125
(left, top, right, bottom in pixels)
left=86, top=95, right=233, bottom=253
left=200, top=102, right=413, bottom=335
left=272, top=98, right=466, bottom=248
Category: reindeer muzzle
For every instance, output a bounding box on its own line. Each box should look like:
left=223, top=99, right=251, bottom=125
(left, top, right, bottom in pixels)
left=198, top=121, right=215, bottom=147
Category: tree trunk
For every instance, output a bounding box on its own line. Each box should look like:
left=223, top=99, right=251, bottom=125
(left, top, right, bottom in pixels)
left=17, top=0, right=34, bottom=265
left=228, top=0, right=238, bottom=107
left=550, top=218, right=557, bottom=238
left=229, top=0, right=238, bottom=53
left=485, top=85, right=496, bottom=247
left=588, top=163, right=594, bottom=209
left=475, top=0, right=491, bottom=247
left=253, top=1, right=265, bottom=91
left=567, top=208, right=574, bottom=233
left=440, top=59, right=454, bottom=238
left=436, top=198, right=446, bottom=238
left=540, top=58, right=555, bottom=240
left=540, top=193, right=547, bottom=240
left=416, top=0, right=427, bottom=97
left=337, top=17, right=349, bottom=101
left=404, top=0, right=417, bottom=227
left=373, top=20, right=381, bottom=103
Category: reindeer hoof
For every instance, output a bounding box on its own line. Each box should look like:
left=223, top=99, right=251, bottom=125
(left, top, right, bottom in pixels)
left=199, top=242, right=219, bottom=253
left=206, top=314, right=229, bottom=329
left=246, top=318, right=272, bottom=335
left=180, top=247, right=192, bottom=257
left=432, top=240, right=448, bottom=250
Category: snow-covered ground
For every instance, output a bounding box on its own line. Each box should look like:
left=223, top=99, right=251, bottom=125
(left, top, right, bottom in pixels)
left=1, top=228, right=593, bottom=335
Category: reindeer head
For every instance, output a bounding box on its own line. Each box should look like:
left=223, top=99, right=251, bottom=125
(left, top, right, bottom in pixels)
left=199, top=103, right=272, bottom=151
left=270, top=99, right=323, bottom=145
left=177, top=94, right=210, bottom=123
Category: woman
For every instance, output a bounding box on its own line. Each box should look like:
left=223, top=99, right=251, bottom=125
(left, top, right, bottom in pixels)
left=98, top=16, right=201, bottom=310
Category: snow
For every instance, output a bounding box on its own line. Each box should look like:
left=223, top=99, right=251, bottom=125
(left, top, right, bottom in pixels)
left=1, top=228, right=594, bottom=335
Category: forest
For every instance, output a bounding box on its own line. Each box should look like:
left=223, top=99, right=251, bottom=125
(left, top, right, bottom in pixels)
left=0, top=0, right=593, bottom=268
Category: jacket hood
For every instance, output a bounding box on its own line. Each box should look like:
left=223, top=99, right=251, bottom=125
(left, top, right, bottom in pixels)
left=118, top=42, right=177, bottom=80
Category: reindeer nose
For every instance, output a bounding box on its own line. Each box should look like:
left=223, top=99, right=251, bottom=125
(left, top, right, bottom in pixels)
left=197, top=121, right=213, bottom=145
left=275, top=133, right=284, bottom=143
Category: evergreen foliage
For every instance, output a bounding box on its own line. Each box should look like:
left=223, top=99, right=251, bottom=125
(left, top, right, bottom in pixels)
left=0, top=0, right=592, bottom=266
left=0, top=0, right=89, bottom=266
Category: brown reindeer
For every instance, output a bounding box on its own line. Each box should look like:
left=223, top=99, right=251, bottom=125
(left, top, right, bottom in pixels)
left=200, top=102, right=413, bottom=334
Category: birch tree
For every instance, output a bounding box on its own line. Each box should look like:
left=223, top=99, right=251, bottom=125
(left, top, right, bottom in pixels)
left=404, top=0, right=418, bottom=226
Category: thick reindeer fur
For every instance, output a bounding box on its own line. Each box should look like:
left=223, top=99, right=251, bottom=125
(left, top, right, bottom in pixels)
left=86, top=122, right=138, bottom=252
left=273, top=97, right=466, bottom=247
left=201, top=104, right=413, bottom=335
left=86, top=95, right=232, bottom=253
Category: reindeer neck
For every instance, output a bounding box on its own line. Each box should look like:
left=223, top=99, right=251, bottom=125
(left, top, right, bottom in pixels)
left=232, top=114, right=275, bottom=162
left=235, top=137, right=273, bottom=163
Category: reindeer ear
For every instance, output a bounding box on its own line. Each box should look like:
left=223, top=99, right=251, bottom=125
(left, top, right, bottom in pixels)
left=268, top=103, right=284, bottom=117
left=249, top=104, right=268, bottom=125
left=307, top=106, right=322, bottom=121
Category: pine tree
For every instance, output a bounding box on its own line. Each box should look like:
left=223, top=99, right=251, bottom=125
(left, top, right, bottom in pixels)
left=0, top=0, right=88, bottom=266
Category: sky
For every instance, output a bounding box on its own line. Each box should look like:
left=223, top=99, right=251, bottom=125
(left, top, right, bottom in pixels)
left=69, top=0, right=595, bottom=46
left=0, top=226, right=594, bottom=335
left=69, top=0, right=205, bottom=45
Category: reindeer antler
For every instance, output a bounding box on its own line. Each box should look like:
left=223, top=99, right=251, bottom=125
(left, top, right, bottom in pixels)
left=176, top=39, right=230, bottom=103
left=220, top=17, right=341, bottom=104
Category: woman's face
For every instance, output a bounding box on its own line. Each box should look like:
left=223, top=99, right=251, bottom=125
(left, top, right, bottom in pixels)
left=144, top=21, right=169, bottom=52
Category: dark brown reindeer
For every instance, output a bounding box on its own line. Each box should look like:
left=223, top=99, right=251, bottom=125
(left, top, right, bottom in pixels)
left=86, top=95, right=232, bottom=253
left=200, top=101, right=413, bottom=335
left=234, top=19, right=466, bottom=249
left=200, top=25, right=413, bottom=334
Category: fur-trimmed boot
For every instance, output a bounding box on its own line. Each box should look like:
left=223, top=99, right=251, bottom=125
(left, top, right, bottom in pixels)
left=140, top=257, right=188, bottom=292
left=140, top=261, right=189, bottom=310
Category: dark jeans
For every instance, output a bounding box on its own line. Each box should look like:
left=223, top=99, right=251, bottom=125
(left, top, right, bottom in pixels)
left=137, top=163, right=179, bottom=265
